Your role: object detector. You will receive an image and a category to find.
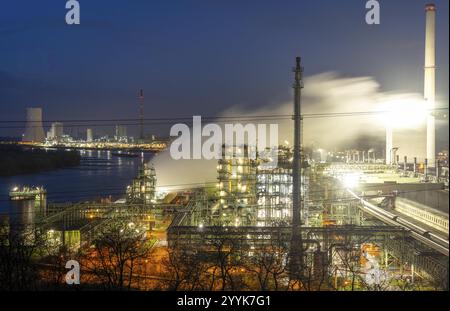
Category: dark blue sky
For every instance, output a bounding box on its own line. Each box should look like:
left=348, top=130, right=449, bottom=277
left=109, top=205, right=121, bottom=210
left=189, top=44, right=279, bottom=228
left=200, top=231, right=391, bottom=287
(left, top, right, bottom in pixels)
left=0, top=0, right=448, bottom=138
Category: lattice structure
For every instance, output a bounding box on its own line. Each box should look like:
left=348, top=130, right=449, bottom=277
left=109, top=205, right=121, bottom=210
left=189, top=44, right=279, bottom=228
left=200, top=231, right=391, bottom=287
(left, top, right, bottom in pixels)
left=216, top=145, right=258, bottom=226
left=256, top=146, right=293, bottom=225
left=127, top=162, right=157, bottom=205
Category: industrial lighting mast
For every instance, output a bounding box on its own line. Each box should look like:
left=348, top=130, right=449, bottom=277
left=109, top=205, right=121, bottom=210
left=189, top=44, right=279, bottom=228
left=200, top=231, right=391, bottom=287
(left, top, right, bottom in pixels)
left=290, top=56, right=304, bottom=278
left=139, top=89, right=144, bottom=140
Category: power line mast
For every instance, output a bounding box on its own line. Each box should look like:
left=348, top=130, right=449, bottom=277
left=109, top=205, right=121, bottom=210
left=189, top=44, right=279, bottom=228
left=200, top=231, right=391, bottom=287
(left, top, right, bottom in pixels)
left=290, top=56, right=304, bottom=280
left=139, top=89, right=144, bottom=140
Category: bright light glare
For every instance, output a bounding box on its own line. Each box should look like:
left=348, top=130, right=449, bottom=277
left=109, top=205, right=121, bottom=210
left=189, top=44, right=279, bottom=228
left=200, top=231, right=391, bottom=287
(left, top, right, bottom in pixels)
left=379, top=95, right=427, bottom=129
left=156, top=186, right=169, bottom=194
left=342, top=174, right=359, bottom=188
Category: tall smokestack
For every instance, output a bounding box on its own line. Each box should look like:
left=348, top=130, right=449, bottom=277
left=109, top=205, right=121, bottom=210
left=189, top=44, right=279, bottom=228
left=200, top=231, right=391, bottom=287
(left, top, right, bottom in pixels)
left=424, top=4, right=436, bottom=167
left=386, top=125, right=393, bottom=165
left=289, top=56, right=304, bottom=278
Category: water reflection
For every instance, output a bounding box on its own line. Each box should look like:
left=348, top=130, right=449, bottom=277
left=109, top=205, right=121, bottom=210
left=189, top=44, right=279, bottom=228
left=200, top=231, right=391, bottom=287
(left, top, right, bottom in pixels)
left=0, top=150, right=155, bottom=218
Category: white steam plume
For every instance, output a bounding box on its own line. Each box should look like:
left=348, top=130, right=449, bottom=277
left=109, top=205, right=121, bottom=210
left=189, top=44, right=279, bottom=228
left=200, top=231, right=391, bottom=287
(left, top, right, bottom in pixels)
left=153, top=72, right=427, bottom=188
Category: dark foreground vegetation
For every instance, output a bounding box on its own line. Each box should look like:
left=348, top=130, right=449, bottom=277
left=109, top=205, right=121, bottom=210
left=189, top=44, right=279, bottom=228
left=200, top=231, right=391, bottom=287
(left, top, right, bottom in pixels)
left=0, top=220, right=445, bottom=291
left=0, top=145, right=80, bottom=176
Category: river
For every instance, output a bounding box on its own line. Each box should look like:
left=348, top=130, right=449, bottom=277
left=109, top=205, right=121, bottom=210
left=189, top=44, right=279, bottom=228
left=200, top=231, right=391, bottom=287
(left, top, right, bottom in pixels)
left=0, top=150, right=155, bottom=221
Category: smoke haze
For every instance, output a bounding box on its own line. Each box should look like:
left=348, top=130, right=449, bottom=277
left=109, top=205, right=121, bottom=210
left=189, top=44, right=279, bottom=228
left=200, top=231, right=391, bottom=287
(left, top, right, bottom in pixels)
left=153, top=72, right=435, bottom=188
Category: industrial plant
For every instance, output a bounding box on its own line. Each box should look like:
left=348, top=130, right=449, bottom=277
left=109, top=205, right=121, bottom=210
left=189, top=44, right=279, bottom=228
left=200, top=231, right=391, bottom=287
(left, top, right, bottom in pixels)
left=0, top=1, right=448, bottom=295
left=19, top=89, right=167, bottom=152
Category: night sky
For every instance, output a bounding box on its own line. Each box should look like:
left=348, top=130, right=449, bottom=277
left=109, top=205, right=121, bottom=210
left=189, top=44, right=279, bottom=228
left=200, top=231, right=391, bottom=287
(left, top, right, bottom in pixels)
left=0, top=0, right=448, bottom=139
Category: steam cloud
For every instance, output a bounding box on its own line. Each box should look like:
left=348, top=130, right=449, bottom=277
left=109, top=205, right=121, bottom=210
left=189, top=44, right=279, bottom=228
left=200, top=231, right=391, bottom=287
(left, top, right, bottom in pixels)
left=153, top=72, right=428, bottom=188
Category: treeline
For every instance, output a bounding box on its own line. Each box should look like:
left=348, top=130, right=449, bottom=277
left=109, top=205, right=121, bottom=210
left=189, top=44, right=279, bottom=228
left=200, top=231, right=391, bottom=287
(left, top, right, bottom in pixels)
left=0, top=145, right=80, bottom=176
left=1, top=221, right=444, bottom=291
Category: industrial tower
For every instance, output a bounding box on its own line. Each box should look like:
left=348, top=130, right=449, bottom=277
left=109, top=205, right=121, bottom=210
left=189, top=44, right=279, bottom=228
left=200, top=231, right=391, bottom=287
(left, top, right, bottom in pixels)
left=424, top=4, right=436, bottom=167
left=289, top=56, right=304, bottom=278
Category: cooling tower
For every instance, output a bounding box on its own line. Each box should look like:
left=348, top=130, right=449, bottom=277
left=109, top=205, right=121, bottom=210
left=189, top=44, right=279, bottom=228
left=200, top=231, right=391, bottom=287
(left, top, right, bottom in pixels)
left=23, top=107, right=45, bottom=142
left=86, top=128, right=93, bottom=142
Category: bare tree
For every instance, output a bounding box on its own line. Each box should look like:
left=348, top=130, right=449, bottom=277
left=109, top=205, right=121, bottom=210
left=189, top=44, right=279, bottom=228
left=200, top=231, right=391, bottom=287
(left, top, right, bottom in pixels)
left=160, top=240, right=208, bottom=290
left=36, top=244, right=82, bottom=290
left=206, top=229, right=248, bottom=291
left=243, top=238, right=290, bottom=290
left=332, top=245, right=362, bottom=291
left=82, top=220, right=153, bottom=290
left=0, top=222, right=45, bottom=290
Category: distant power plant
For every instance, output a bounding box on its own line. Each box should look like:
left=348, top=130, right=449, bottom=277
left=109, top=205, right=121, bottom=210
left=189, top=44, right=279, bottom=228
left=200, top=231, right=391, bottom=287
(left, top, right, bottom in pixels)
left=47, top=122, right=64, bottom=140
left=23, top=107, right=45, bottom=142
left=86, top=128, right=93, bottom=142
left=115, top=125, right=127, bottom=141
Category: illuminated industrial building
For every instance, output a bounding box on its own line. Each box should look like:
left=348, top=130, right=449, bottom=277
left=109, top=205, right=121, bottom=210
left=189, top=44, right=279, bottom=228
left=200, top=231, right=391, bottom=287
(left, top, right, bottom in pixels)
left=216, top=144, right=258, bottom=226
left=126, top=162, right=157, bottom=204
left=256, top=145, right=293, bottom=225
left=214, top=144, right=296, bottom=226
left=115, top=125, right=128, bottom=142
left=46, top=122, right=64, bottom=141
